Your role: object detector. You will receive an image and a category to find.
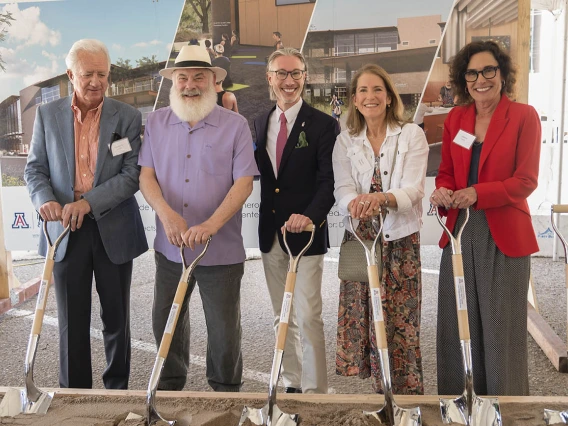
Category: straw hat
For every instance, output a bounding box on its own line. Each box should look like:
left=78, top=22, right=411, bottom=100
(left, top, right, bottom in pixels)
left=159, top=45, right=227, bottom=81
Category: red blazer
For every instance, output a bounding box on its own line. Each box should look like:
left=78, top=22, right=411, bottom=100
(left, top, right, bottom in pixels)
left=436, top=95, right=541, bottom=257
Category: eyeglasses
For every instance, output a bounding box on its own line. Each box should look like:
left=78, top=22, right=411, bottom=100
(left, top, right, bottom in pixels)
left=464, top=66, right=500, bottom=82
left=268, top=69, right=306, bottom=80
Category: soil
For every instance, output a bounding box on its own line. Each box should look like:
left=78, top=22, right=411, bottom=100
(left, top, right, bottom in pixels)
left=1, top=394, right=567, bottom=426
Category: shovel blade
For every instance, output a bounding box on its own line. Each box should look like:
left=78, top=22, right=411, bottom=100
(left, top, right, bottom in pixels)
left=239, top=404, right=299, bottom=426
left=0, top=387, right=53, bottom=417
left=544, top=409, right=568, bottom=425
left=364, top=401, right=422, bottom=426
left=440, top=394, right=501, bottom=426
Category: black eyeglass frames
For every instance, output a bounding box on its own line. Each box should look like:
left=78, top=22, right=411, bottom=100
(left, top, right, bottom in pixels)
left=268, top=69, right=306, bottom=80
left=464, top=66, right=500, bottom=82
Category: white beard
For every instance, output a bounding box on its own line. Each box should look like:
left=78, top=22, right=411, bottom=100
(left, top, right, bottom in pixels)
left=169, top=83, right=217, bottom=124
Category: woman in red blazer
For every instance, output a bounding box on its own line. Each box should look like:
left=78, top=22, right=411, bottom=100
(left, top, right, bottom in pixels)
left=430, top=41, right=541, bottom=396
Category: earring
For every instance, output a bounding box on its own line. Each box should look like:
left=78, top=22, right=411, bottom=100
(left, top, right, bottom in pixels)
left=355, top=106, right=358, bottom=110
left=387, top=104, right=391, bottom=108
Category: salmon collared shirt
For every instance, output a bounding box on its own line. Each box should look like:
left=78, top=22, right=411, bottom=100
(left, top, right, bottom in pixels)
left=71, top=93, right=104, bottom=201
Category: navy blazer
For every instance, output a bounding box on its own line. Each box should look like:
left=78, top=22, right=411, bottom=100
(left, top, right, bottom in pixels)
left=254, top=101, right=339, bottom=256
left=24, top=96, right=148, bottom=263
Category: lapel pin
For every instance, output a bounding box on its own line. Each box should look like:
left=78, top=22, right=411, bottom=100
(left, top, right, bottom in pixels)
left=301, top=122, right=305, bottom=127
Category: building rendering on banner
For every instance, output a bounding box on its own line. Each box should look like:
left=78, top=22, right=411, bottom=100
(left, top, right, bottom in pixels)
left=1, top=61, right=165, bottom=157
left=303, top=15, right=443, bottom=107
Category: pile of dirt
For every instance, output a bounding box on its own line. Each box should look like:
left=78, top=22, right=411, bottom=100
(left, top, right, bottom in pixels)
left=1, top=394, right=567, bottom=426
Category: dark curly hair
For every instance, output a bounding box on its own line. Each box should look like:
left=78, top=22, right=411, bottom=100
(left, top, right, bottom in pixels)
left=449, top=40, right=516, bottom=105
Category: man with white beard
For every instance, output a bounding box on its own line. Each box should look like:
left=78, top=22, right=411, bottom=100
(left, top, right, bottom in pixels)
left=139, top=46, right=258, bottom=391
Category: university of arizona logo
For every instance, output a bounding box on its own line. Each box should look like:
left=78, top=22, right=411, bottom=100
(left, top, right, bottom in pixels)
left=538, top=227, right=554, bottom=239
left=426, top=203, right=437, bottom=216
left=12, top=212, right=30, bottom=229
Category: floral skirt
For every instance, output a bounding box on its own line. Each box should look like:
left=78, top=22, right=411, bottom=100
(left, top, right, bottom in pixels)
left=336, top=221, right=424, bottom=395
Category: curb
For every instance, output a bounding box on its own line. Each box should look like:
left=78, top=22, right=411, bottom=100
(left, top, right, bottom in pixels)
left=0, top=277, right=41, bottom=316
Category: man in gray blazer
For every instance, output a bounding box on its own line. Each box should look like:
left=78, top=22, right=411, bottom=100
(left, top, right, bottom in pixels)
left=24, top=39, right=148, bottom=389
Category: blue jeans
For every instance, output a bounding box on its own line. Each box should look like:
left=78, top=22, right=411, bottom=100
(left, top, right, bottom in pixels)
left=152, top=251, right=244, bottom=391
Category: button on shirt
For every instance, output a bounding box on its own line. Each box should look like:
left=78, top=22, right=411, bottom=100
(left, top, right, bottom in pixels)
left=266, top=98, right=303, bottom=177
left=71, top=93, right=103, bottom=201
left=138, top=105, right=259, bottom=265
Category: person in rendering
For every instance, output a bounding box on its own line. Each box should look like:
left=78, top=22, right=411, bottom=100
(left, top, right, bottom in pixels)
left=216, top=79, right=238, bottom=112
left=332, top=64, right=428, bottom=394
left=212, top=44, right=233, bottom=89
left=438, top=80, right=455, bottom=106
left=24, top=38, right=148, bottom=389
left=254, top=47, right=338, bottom=394
left=138, top=45, right=258, bottom=391
left=430, top=40, right=541, bottom=395
left=272, top=31, right=283, bottom=51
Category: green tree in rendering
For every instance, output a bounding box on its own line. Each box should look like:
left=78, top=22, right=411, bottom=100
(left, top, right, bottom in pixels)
left=0, top=11, right=15, bottom=72
left=187, top=0, right=211, bottom=33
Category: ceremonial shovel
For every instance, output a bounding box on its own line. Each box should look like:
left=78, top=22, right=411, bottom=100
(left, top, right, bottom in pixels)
left=145, top=238, right=211, bottom=426
left=239, top=223, right=315, bottom=426
left=436, top=208, right=501, bottom=426
left=348, top=214, right=421, bottom=426
left=544, top=204, right=568, bottom=425
left=0, top=221, right=70, bottom=417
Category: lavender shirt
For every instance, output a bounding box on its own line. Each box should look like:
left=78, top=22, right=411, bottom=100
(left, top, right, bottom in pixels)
left=139, top=105, right=259, bottom=265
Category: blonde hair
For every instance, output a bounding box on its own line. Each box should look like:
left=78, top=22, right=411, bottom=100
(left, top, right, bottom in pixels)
left=346, top=64, right=406, bottom=136
left=266, top=47, right=308, bottom=101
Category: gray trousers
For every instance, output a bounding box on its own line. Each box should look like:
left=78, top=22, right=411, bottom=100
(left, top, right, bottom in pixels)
left=152, top=251, right=244, bottom=391
left=437, top=209, right=530, bottom=396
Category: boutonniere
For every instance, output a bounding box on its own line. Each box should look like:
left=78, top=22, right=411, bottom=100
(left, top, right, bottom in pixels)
left=295, top=130, right=308, bottom=149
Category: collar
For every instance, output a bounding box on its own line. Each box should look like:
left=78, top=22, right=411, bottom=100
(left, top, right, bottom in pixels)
left=71, top=92, right=104, bottom=116
left=275, top=98, right=303, bottom=124
left=166, top=103, right=222, bottom=130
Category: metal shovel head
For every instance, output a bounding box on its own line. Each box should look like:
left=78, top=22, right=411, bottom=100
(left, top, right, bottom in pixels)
left=239, top=403, right=299, bottom=426
left=544, top=409, right=568, bottom=425
left=0, top=387, right=53, bottom=417
left=440, top=394, right=501, bottom=426
left=364, top=401, right=421, bottom=426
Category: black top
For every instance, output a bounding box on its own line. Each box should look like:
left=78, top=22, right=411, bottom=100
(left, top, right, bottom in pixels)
left=217, top=91, right=225, bottom=107
left=468, top=141, right=483, bottom=186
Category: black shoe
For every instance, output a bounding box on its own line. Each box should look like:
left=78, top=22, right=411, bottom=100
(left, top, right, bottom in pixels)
left=284, top=387, right=302, bottom=393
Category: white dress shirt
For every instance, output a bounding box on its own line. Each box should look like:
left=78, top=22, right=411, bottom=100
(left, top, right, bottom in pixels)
left=332, top=122, right=429, bottom=241
left=266, top=99, right=303, bottom=178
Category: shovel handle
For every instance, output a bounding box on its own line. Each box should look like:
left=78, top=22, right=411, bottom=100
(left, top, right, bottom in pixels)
left=452, top=254, right=470, bottom=340
left=30, top=258, right=55, bottom=335
left=552, top=204, right=568, bottom=213
left=276, top=271, right=296, bottom=350
left=157, top=280, right=189, bottom=358
left=368, top=265, right=388, bottom=350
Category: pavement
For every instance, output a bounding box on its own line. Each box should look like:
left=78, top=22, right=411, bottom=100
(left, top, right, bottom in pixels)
left=1, top=246, right=567, bottom=397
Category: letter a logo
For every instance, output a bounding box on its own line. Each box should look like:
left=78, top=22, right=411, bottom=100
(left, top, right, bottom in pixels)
left=427, top=203, right=437, bottom=216
left=12, top=212, right=30, bottom=229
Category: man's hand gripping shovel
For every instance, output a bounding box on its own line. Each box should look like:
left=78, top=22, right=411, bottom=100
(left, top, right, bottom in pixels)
left=0, top=221, right=70, bottom=417
left=348, top=213, right=421, bottom=426
left=436, top=208, right=501, bottom=426
left=145, top=238, right=211, bottom=426
left=239, top=223, right=315, bottom=426
left=544, top=204, right=568, bottom=425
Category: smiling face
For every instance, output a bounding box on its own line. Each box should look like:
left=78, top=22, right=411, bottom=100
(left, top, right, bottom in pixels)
left=267, top=55, right=306, bottom=111
left=169, top=68, right=217, bottom=124
left=352, top=72, right=391, bottom=123
left=465, top=51, right=502, bottom=106
left=67, top=51, right=109, bottom=112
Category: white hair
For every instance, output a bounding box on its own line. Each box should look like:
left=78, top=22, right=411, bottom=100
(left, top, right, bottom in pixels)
left=65, top=39, right=110, bottom=72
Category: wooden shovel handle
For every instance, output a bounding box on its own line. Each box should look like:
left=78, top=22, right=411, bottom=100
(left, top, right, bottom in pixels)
left=552, top=204, right=568, bottom=213
left=452, top=254, right=471, bottom=341
left=31, top=258, right=55, bottom=335
left=158, top=280, right=189, bottom=358
left=276, top=272, right=296, bottom=350
left=368, top=265, right=388, bottom=350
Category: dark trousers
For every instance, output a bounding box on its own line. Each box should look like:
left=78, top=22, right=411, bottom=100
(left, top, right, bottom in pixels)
left=152, top=251, right=243, bottom=391
left=53, top=216, right=133, bottom=389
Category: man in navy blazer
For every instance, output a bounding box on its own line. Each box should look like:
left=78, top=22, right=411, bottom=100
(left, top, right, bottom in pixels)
left=24, top=39, right=148, bottom=389
left=254, top=47, right=338, bottom=394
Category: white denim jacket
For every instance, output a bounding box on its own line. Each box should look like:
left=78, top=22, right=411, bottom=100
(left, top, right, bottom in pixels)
left=332, top=122, right=429, bottom=241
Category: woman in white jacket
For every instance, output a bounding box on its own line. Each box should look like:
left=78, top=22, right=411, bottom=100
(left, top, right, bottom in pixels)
left=333, top=64, right=428, bottom=394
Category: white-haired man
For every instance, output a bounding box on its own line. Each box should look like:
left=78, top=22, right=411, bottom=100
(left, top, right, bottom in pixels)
left=139, top=45, right=258, bottom=391
left=25, top=39, right=148, bottom=389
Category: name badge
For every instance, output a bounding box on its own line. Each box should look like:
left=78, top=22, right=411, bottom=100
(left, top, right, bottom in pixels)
left=109, top=137, right=132, bottom=156
left=453, top=130, right=476, bottom=150
left=350, top=150, right=373, bottom=174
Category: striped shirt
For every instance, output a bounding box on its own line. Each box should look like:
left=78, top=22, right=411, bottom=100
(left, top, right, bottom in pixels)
left=71, top=94, right=103, bottom=201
